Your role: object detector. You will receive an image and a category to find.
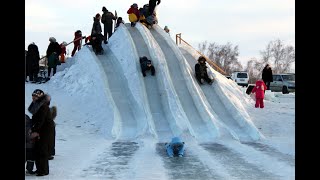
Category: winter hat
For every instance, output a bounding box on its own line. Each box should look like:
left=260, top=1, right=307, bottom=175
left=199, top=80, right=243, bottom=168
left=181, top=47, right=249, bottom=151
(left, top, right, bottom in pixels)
left=49, top=37, right=56, bottom=43
left=102, top=6, right=107, bottom=12
left=198, top=56, right=206, bottom=62
left=32, top=89, right=44, bottom=98
left=132, top=3, right=138, bottom=8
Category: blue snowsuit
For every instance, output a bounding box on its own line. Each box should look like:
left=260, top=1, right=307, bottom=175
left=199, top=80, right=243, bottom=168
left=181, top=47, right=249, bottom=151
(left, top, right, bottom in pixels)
left=165, top=137, right=185, bottom=157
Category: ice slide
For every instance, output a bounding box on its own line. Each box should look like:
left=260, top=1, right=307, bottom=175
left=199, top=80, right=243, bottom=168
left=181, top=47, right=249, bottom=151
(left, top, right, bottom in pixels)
left=148, top=25, right=230, bottom=141
left=124, top=23, right=185, bottom=141
left=179, top=46, right=262, bottom=141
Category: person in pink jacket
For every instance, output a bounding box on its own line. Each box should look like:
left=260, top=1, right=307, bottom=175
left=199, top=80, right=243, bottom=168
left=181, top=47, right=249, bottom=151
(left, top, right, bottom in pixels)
left=251, top=79, right=267, bottom=108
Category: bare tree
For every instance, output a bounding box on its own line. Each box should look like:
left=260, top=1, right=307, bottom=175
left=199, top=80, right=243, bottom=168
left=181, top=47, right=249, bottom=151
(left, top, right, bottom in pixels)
left=260, top=39, right=295, bottom=74
left=198, top=42, right=242, bottom=75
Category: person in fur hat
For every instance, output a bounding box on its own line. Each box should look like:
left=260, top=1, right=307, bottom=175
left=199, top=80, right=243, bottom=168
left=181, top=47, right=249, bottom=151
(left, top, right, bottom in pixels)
left=28, top=89, right=55, bottom=176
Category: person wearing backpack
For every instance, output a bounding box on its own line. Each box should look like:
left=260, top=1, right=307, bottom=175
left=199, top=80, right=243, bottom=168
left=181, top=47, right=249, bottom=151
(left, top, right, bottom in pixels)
left=139, top=56, right=155, bottom=77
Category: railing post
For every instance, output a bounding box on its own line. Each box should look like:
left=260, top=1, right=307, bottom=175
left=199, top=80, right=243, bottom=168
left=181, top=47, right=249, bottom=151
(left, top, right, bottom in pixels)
left=176, top=33, right=181, bottom=45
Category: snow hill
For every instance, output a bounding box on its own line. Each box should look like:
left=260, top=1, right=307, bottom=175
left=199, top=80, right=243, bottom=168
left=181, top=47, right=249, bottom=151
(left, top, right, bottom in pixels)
left=25, top=23, right=295, bottom=180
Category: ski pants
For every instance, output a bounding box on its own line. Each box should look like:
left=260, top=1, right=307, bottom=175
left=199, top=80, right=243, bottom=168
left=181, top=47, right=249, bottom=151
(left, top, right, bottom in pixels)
left=142, top=66, right=155, bottom=76
left=71, top=43, right=81, bottom=57
left=255, top=98, right=264, bottom=108
left=48, top=67, right=57, bottom=77
left=196, top=73, right=212, bottom=84
left=104, top=23, right=113, bottom=42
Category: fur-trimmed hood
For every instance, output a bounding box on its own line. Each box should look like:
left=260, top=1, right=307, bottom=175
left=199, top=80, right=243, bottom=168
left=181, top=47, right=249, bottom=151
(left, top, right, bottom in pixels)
left=28, top=94, right=51, bottom=115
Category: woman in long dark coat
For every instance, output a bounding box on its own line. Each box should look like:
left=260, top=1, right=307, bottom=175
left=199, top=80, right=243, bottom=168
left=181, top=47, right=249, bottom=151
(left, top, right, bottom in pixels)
left=262, top=64, right=273, bottom=90
left=28, top=89, right=54, bottom=176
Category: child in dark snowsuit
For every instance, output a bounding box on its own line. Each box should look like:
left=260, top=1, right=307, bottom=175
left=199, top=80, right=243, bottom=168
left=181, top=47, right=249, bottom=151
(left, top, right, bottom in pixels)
left=25, top=114, right=37, bottom=174
left=195, top=56, right=213, bottom=85
left=251, top=79, right=267, bottom=108
left=140, top=56, right=155, bottom=77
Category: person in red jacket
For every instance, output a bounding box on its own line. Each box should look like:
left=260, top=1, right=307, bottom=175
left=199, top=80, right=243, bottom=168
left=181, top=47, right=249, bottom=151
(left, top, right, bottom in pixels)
left=251, top=79, right=267, bottom=108
left=71, top=30, right=82, bottom=57
left=59, top=41, right=67, bottom=63
left=127, top=3, right=140, bottom=27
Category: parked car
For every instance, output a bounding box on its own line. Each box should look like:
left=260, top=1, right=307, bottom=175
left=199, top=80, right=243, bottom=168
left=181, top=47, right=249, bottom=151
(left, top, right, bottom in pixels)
left=231, top=71, right=249, bottom=87
left=270, top=73, right=295, bottom=94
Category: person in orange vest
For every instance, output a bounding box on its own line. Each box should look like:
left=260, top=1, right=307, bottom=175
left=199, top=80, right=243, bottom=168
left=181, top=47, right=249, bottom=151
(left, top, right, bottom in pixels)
left=59, top=41, right=67, bottom=63
left=71, top=30, right=82, bottom=57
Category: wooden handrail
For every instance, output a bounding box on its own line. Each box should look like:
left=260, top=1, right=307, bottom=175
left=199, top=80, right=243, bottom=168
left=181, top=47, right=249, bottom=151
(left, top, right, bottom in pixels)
left=175, top=33, right=227, bottom=75
left=39, top=36, right=86, bottom=60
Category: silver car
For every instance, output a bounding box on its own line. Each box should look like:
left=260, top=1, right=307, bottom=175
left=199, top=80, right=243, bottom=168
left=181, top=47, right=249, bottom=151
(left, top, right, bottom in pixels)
left=270, top=73, right=295, bottom=94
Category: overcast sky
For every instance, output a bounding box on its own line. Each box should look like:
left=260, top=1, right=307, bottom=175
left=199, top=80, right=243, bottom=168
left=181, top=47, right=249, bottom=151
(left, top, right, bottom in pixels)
left=25, top=0, right=295, bottom=66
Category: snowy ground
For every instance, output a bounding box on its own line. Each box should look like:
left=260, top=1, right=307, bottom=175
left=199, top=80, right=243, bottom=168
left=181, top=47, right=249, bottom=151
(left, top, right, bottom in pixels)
left=25, top=23, right=295, bottom=180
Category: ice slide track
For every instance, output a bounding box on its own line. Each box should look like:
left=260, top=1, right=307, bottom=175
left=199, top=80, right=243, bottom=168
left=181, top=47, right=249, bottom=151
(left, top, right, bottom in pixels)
left=148, top=26, right=219, bottom=141
left=95, top=46, right=139, bottom=140
left=124, top=23, right=174, bottom=141
left=180, top=48, right=260, bottom=141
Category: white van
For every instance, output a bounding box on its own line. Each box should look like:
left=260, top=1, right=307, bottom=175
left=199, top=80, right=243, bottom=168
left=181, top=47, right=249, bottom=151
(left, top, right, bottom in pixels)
left=231, top=71, right=249, bottom=87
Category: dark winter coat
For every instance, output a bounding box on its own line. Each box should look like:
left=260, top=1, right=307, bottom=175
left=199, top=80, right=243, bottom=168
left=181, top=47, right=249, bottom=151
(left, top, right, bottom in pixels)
left=262, top=66, right=273, bottom=83
left=28, top=94, right=55, bottom=158
left=140, top=57, right=155, bottom=76
left=149, top=0, right=161, bottom=6
left=47, top=52, right=60, bottom=68
left=148, top=0, right=161, bottom=15
left=25, top=114, right=35, bottom=149
left=195, top=62, right=208, bottom=77
left=46, top=42, right=62, bottom=58
left=91, top=17, right=102, bottom=36
left=101, top=10, right=116, bottom=25
left=74, top=30, right=82, bottom=46
left=26, top=44, right=40, bottom=75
